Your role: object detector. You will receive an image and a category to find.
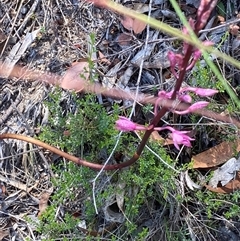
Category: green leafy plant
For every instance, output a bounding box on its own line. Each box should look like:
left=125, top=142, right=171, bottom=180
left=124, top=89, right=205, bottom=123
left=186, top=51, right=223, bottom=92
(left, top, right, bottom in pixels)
left=40, top=91, right=119, bottom=156
left=36, top=91, right=115, bottom=238
left=191, top=62, right=224, bottom=92
left=36, top=86, right=184, bottom=239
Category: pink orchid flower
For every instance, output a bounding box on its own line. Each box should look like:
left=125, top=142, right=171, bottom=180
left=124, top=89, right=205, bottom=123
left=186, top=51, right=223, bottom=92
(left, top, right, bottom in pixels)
left=166, top=126, right=194, bottom=150
left=186, top=41, right=214, bottom=71
left=157, top=90, right=192, bottom=103
left=171, top=130, right=194, bottom=150
left=180, top=87, right=218, bottom=97
left=182, top=18, right=195, bottom=36
left=157, top=86, right=218, bottom=104
left=168, top=51, right=183, bottom=79
left=158, top=90, right=173, bottom=99
left=116, top=116, right=195, bottom=149
left=154, top=90, right=172, bottom=115
left=115, top=116, right=147, bottom=132
left=155, top=126, right=194, bottom=150
left=170, top=129, right=194, bottom=150
left=155, top=87, right=216, bottom=116
left=174, top=101, right=209, bottom=115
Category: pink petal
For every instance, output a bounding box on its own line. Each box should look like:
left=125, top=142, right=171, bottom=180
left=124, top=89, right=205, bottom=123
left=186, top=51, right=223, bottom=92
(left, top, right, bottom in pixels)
left=182, top=18, right=195, bottom=35
left=115, top=116, right=147, bottom=132
left=203, top=40, right=214, bottom=47
left=178, top=94, right=192, bottom=103
left=189, top=101, right=209, bottom=111
left=153, top=126, right=194, bottom=149
left=194, top=88, right=218, bottom=97
left=167, top=51, right=183, bottom=79
left=181, top=87, right=218, bottom=97
left=192, top=41, right=213, bottom=61
left=193, top=49, right=202, bottom=60
left=158, top=90, right=173, bottom=99
left=170, top=129, right=194, bottom=150
left=186, top=50, right=202, bottom=71
left=168, top=51, right=176, bottom=65
left=115, top=116, right=137, bottom=131
left=174, top=101, right=209, bottom=115
left=186, top=41, right=214, bottom=71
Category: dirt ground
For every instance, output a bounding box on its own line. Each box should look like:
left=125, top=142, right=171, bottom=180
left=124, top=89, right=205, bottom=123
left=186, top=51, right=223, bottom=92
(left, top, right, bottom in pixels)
left=0, top=0, right=240, bottom=240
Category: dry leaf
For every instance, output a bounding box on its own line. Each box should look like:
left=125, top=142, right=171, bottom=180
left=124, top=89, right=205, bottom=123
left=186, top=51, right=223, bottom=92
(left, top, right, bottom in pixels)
left=205, top=171, right=240, bottom=194
left=184, top=171, right=202, bottom=190
left=160, top=10, right=177, bottom=19
left=229, top=25, right=240, bottom=36
left=0, top=30, right=8, bottom=53
left=98, top=51, right=111, bottom=65
left=77, top=220, right=87, bottom=229
left=120, top=3, right=155, bottom=34
left=102, top=62, right=121, bottom=89
left=131, top=31, right=159, bottom=66
left=103, top=195, right=125, bottom=223
left=116, top=181, right=126, bottom=211
left=0, top=183, right=6, bottom=194
left=130, top=18, right=146, bottom=34
left=63, top=130, right=71, bottom=137
left=218, top=15, right=225, bottom=24
left=124, top=3, right=156, bottom=13
left=208, top=157, right=240, bottom=188
left=232, top=36, right=240, bottom=57
left=3, top=29, right=40, bottom=77
left=143, top=48, right=170, bottom=69
left=61, top=61, right=89, bottom=91
left=120, top=16, right=134, bottom=32
left=118, top=66, right=133, bottom=86
left=120, top=15, right=146, bottom=34
left=192, top=139, right=240, bottom=168
left=149, top=130, right=174, bottom=146
left=116, top=33, right=133, bottom=47
left=38, top=190, right=52, bottom=217
left=0, top=229, right=9, bottom=240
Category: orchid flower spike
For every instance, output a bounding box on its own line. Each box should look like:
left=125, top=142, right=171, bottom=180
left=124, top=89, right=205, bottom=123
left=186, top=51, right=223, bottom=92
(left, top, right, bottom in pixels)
left=115, top=116, right=147, bottom=132
left=197, top=0, right=218, bottom=30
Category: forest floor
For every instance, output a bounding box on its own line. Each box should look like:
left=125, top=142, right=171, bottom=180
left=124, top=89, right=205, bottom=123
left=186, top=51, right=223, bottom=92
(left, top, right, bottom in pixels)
left=0, top=0, right=240, bottom=240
